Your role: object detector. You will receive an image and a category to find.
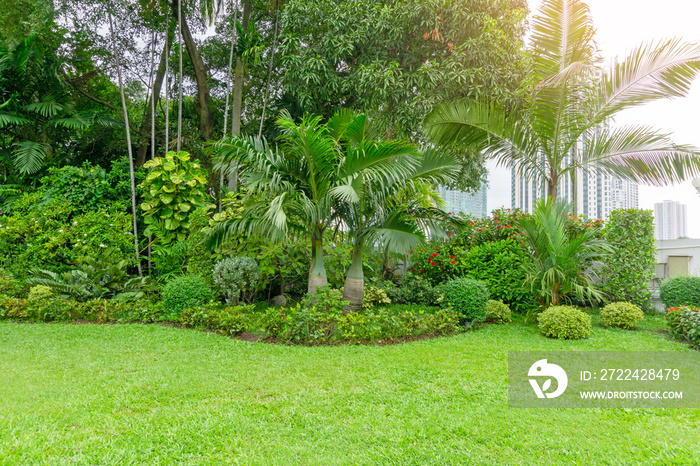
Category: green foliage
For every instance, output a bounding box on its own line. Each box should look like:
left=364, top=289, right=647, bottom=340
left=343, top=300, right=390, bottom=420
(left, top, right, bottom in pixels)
left=37, top=160, right=142, bottom=213
left=659, top=276, right=700, bottom=308
left=301, top=286, right=347, bottom=315
left=26, top=249, right=148, bottom=302
left=361, top=285, right=391, bottom=310
left=518, top=200, right=610, bottom=310
left=27, top=285, right=52, bottom=301
left=0, top=267, right=26, bottom=297
left=0, top=296, right=164, bottom=323
left=537, top=306, right=592, bottom=340
left=665, top=306, right=700, bottom=350
left=600, top=209, right=656, bottom=311
left=381, top=273, right=439, bottom=306
left=180, top=304, right=254, bottom=336
left=485, top=300, right=512, bottom=324
left=212, top=256, right=261, bottom=305
left=600, top=302, right=645, bottom=330
left=140, top=151, right=210, bottom=243
left=439, top=277, right=489, bottom=324
left=259, top=301, right=460, bottom=345
left=162, top=275, right=215, bottom=319
left=0, top=194, right=135, bottom=277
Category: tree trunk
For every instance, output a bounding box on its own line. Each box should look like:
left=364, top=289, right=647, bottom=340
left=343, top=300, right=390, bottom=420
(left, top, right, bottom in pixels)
left=308, top=232, right=328, bottom=294
left=342, top=243, right=364, bottom=313
left=136, top=35, right=170, bottom=166
left=547, top=173, right=558, bottom=201
left=229, top=0, right=253, bottom=189
left=172, top=0, right=214, bottom=140
left=108, top=11, right=142, bottom=276
left=381, top=242, right=393, bottom=279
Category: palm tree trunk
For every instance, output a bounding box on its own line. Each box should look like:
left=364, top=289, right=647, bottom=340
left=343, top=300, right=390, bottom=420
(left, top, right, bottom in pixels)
left=164, top=16, right=170, bottom=152
left=308, top=231, right=328, bottom=294
left=342, top=242, right=364, bottom=313
left=258, top=3, right=280, bottom=138
left=108, top=10, right=142, bottom=276
left=229, top=0, right=253, bottom=189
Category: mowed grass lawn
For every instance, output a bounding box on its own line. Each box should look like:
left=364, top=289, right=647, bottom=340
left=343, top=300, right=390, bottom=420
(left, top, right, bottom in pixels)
left=0, top=315, right=698, bottom=465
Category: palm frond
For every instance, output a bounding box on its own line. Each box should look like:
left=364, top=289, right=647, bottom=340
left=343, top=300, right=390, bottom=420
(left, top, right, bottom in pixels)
left=0, top=111, right=30, bottom=128
left=24, top=98, right=63, bottom=118
left=12, top=141, right=51, bottom=175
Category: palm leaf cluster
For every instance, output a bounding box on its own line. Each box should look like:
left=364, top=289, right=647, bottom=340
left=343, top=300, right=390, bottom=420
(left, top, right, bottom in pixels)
left=208, top=109, right=459, bottom=305
left=425, top=0, right=700, bottom=197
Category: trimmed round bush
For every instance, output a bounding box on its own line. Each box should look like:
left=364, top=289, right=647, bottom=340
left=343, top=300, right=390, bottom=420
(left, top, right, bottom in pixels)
left=538, top=305, right=591, bottom=340
left=28, top=285, right=53, bottom=301
left=600, top=301, right=644, bottom=329
left=660, top=276, right=700, bottom=308
left=212, top=256, right=260, bottom=305
left=163, top=275, right=215, bottom=318
left=486, top=299, right=512, bottom=324
left=439, top=277, right=489, bottom=324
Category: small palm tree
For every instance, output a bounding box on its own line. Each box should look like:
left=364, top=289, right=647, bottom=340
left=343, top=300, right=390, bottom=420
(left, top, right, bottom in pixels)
left=425, top=0, right=700, bottom=198
left=517, top=199, right=610, bottom=311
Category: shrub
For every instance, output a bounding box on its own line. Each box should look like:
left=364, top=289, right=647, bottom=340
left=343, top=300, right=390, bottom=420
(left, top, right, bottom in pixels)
left=666, top=306, right=700, bottom=350
left=180, top=304, right=254, bottom=336
left=0, top=296, right=164, bottom=323
left=302, top=286, right=346, bottom=314
left=382, top=273, right=439, bottom=306
left=485, top=299, right=512, bottom=324
left=600, top=209, right=655, bottom=311
left=162, top=275, right=215, bottom=319
left=538, top=305, right=592, bottom=340
left=660, top=276, right=700, bottom=308
left=600, top=302, right=644, bottom=329
left=439, top=277, right=489, bottom=324
left=212, top=256, right=261, bottom=305
left=28, top=285, right=52, bottom=301
left=341, top=284, right=391, bottom=310
left=0, top=268, right=25, bottom=297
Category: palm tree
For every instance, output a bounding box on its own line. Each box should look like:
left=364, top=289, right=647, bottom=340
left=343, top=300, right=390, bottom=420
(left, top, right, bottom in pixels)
left=425, top=0, right=700, bottom=200
left=333, top=134, right=460, bottom=311
left=517, top=199, right=611, bottom=311
left=207, top=110, right=424, bottom=296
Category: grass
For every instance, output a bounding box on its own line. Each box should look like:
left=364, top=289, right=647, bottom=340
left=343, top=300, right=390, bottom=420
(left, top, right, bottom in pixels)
left=0, top=314, right=698, bottom=465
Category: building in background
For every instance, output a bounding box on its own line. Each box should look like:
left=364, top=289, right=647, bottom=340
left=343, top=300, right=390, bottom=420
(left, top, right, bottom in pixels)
left=438, top=183, right=488, bottom=218
left=511, top=162, right=639, bottom=220
left=654, top=200, right=687, bottom=240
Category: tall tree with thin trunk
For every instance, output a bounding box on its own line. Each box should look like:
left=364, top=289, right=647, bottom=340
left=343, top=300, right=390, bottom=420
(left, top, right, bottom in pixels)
left=220, top=0, right=238, bottom=211
left=108, top=7, right=142, bottom=276
left=176, top=0, right=183, bottom=152
left=228, top=0, right=252, bottom=188
left=258, top=1, right=279, bottom=138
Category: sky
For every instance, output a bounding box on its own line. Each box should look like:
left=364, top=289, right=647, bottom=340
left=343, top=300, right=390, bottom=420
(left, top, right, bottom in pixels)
left=486, top=0, right=700, bottom=237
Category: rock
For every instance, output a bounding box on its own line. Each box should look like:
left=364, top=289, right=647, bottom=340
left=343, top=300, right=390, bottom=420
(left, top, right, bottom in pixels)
left=269, top=295, right=287, bottom=307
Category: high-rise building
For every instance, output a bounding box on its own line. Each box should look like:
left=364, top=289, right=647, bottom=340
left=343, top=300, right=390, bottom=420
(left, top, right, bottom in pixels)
left=654, top=200, right=687, bottom=240
left=438, top=183, right=488, bottom=218
left=511, top=162, right=639, bottom=220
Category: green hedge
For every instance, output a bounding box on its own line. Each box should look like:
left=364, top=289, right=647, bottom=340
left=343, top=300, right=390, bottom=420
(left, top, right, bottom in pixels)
left=660, top=276, right=700, bottom=309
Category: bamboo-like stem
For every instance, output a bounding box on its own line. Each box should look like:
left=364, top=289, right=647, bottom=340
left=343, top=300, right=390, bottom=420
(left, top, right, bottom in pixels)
left=177, top=0, right=183, bottom=152
left=258, top=3, right=280, bottom=138
left=108, top=9, right=142, bottom=276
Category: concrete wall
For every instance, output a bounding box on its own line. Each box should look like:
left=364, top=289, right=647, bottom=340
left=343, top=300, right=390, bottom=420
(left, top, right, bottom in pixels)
left=651, top=238, right=700, bottom=312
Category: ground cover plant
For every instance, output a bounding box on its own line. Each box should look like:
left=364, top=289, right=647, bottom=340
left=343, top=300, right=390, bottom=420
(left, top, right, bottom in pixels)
left=0, top=316, right=698, bottom=465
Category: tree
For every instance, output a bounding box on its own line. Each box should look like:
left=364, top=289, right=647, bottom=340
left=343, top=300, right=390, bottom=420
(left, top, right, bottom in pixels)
left=517, top=199, right=610, bottom=311
left=280, top=0, right=530, bottom=192
left=425, top=0, right=700, bottom=200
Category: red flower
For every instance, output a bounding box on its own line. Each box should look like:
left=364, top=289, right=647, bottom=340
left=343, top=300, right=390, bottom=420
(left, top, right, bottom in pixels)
left=411, top=269, right=415, bottom=273
left=432, top=252, right=438, bottom=257
left=439, top=265, right=443, bottom=269
left=449, top=255, right=454, bottom=258
left=430, top=261, right=437, bottom=266
left=451, top=260, right=456, bottom=264
left=420, top=270, right=424, bottom=273
left=435, top=248, right=439, bottom=252
left=506, top=225, right=511, bottom=228
left=420, top=249, right=424, bottom=252
left=410, top=250, right=414, bottom=253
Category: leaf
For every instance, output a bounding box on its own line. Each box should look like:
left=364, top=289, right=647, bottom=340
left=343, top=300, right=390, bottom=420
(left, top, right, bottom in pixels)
left=12, top=141, right=51, bottom=175
left=159, top=194, right=174, bottom=204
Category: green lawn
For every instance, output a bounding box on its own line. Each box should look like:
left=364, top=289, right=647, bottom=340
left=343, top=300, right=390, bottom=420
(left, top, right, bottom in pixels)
left=0, top=316, right=698, bottom=465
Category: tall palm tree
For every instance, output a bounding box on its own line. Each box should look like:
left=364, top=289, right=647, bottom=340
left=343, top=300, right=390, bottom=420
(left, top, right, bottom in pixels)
left=425, top=0, right=700, bottom=200
left=207, top=110, right=421, bottom=295
left=333, top=135, right=460, bottom=311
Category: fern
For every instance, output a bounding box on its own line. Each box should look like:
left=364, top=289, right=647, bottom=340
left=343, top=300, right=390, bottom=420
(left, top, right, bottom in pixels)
left=24, top=98, right=63, bottom=118
left=0, top=111, right=30, bottom=128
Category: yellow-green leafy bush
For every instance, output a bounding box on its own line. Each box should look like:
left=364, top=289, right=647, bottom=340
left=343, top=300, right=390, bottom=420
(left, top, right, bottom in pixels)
left=485, top=299, right=511, bottom=324
left=600, top=302, right=644, bottom=329
left=538, top=305, right=591, bottom=340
